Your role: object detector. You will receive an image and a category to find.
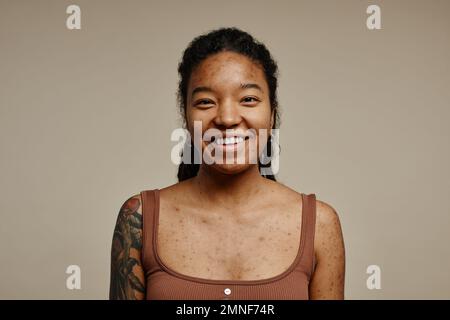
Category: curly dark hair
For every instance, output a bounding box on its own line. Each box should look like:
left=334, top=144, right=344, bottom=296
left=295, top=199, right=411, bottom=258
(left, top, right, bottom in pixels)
left=176, top=27, right=281, bottom=182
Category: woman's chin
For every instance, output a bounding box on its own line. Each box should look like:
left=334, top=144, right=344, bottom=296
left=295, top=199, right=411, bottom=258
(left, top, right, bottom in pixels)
left=211, top=162, right=253, bottom=175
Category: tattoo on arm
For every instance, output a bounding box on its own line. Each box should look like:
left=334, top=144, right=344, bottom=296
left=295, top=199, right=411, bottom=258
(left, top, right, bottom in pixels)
left=109, top=196, right=146, bottom=300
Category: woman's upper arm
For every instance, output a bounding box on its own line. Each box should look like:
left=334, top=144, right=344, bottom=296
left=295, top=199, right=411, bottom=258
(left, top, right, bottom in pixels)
left=309, top=199, right=346, bottom=300
left=109, top=193, right=146, bottom=300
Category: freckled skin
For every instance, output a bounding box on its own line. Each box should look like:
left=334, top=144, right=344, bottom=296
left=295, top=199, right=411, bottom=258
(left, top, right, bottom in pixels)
left=111, top=50, right=346, bottom=299
left=163, top=135, right=345, bottom=297
left=309, top=200, right=346, bottom=299
left=186, top=51, right=274, bottom=175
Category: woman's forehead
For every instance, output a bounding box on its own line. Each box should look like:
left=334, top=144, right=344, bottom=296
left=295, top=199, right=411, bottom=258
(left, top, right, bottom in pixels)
left=189, top=51, right=266, bottom=90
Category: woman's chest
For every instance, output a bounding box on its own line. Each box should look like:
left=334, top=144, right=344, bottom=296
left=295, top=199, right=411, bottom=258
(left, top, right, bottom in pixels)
left=156, top=205, right=303, bottom=281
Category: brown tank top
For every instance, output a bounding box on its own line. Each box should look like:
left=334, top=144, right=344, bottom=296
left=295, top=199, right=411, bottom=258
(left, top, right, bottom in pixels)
left=140, top=189, right=317, bottom=300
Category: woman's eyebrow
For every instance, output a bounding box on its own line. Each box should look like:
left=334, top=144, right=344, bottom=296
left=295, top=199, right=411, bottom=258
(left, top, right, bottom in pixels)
left=240, top=83, right=263, bottom=92
left=191, top=83, right=263, bottom=97
left=191, top=86, right=214, bottom=97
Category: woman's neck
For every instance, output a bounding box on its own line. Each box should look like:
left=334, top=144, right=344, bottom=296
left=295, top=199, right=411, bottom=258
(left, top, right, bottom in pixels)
left=189, top=164, right=270, bottom=210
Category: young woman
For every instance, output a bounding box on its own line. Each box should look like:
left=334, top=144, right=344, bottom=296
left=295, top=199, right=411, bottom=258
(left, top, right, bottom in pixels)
left=109, top=27, right=345, bottom=300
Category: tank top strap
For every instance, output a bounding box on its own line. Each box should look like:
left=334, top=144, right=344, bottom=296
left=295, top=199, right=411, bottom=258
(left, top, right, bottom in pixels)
left=299, top=193, right=317, bottom=281
left=140, top=189, right=160, bottom=276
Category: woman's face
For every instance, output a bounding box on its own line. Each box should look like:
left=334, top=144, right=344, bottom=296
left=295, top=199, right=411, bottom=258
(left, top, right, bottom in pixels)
left=186, top=51, right=274, bottom=175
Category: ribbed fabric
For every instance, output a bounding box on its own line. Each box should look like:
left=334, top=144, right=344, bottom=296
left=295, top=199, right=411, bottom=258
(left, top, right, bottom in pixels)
left=140, top=189, right=317, bottom=300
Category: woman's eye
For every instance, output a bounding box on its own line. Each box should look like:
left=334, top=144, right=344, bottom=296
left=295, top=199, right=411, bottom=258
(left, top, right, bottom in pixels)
left=195, top=99, right=213, bottom=106
left=242, top=97, right=259, bottom=103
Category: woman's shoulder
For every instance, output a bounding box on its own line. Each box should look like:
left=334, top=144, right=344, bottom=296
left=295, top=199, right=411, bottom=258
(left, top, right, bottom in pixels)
left=116, top=193, right=145, bottom=229
left=126, top=182, right=189, bottom=213
left=121, top=193, right=143, bottom=213
left=127, top=181, right=187, bottom=209
left=312, top=196, right=345, bottom=262
left=271, top=181, right=341, bottom=225
left=315, top=198, right=341, bottom=226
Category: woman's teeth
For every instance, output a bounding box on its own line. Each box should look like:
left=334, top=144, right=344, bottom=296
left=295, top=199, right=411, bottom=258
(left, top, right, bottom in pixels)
left=214, top=136, right=245, bottom=145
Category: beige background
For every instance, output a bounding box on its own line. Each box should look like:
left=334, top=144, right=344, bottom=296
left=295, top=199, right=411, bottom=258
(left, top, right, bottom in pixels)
left=1, top=0, right=449, bottom=299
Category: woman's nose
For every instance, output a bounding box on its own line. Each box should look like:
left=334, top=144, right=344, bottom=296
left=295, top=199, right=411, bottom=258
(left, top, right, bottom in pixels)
left=212, top=99, right=242, bottom=128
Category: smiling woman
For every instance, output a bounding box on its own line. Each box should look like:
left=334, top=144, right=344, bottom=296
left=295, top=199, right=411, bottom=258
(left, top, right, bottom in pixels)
left=109, top=27, right=345, bottom=300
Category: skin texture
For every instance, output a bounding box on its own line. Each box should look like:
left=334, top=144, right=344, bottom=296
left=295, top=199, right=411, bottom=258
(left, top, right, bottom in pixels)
left=310, top=200, right=346, bottom=299
left=109, top=51, right=346, bottom=299
left=186, top=51, right=274, bottom=178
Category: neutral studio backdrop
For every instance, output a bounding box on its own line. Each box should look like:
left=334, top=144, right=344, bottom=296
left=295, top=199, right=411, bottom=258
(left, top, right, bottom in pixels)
left=1, top=0, right=449, bottom=299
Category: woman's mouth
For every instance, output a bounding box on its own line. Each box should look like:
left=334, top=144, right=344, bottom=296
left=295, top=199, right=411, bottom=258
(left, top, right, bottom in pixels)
left=209, top=135, right=250, bottom=153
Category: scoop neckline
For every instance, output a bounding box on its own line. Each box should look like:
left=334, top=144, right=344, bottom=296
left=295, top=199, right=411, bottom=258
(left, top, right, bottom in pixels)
left=151, top=188, right=307, bottom=285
